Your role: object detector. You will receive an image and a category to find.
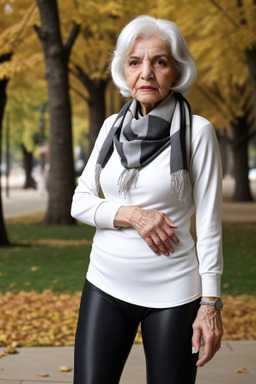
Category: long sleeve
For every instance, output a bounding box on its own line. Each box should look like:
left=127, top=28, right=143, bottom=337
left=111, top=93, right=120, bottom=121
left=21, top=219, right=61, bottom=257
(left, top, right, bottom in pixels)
left=190, top=116, right=223, bottom=298
left=71, top=115, right=122, bottom=229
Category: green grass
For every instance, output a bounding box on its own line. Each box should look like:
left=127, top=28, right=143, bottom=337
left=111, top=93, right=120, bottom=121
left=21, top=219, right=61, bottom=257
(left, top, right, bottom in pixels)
left=0, top=221, right=95, bottom=293
left=221, top=223, right=256, bottom=295
left=0, top=219, right=255, bottom=295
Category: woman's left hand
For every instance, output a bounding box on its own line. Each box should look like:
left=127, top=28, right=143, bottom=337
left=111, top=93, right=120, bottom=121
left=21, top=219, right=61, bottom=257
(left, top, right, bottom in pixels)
left=192, top=304, right=223, bottom=367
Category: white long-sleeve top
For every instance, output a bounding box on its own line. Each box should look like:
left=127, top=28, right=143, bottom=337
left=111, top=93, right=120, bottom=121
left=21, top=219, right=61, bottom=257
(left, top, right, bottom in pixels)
left=71, top=113, right=223, bottom=308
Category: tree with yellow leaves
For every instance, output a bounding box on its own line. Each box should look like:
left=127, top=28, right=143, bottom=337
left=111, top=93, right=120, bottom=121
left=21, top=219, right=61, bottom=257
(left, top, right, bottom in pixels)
left=156, top=0, right=256, bottom=201
left=0, top=0, right=38, bottom=245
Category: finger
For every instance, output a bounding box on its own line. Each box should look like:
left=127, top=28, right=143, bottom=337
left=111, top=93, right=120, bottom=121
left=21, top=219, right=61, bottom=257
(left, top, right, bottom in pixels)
left=144, top=236, right=161, bottom=256
left=196, top=340, right=213, bottom=367
left=163, top=215, right=178, bottom=228
left=151, top=233, right=172, bottom=256
left=169, top=232, right=180, bottom=246
left=160, top=223, right=180, bottom=246
left=154, top=228, right=174, bottom=253
left=211, top=333, right=222, bottom=358
left=191, top=328, right=201, bottom=355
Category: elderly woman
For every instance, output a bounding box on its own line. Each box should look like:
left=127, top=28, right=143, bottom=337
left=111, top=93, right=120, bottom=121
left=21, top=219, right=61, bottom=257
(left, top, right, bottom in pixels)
left=71, top=15, right=223, bottom=384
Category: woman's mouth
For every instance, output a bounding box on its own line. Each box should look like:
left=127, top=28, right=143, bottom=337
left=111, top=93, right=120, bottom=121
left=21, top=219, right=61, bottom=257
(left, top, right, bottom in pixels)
left=139, top=86, right=156, bottom=91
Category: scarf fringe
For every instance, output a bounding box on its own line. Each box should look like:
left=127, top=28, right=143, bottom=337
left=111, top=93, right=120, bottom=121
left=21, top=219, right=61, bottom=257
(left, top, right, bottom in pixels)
left=171, top=170, right=191, bottom=204
left=95, top=163, right=102, bottom=193
left=118, top=168, right=139, bottom=197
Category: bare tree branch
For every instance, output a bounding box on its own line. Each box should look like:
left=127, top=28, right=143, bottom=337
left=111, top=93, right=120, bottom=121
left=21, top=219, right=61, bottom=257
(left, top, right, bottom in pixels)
left=70, top=85, right=89, bottom=102
left=64, top=21, right=81, bottom=61
left=69, top=62, right=92, bottom=89
left=196, top=83, right=234, bottom=121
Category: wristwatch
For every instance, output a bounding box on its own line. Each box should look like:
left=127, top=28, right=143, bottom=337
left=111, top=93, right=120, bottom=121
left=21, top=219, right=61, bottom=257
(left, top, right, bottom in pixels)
left=200, top=298, right=223, bottom=311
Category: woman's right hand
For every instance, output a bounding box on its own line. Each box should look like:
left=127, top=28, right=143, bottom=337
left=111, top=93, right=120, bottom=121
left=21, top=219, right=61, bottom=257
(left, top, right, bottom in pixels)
left=114, top=206, right=180, bottom=256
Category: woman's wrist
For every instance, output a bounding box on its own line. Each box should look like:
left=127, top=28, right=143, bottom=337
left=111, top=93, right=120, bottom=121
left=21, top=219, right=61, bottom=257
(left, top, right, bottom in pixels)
left=201, top=297, right=218, bottom=302
left=114, top=206, right=139, bottom=227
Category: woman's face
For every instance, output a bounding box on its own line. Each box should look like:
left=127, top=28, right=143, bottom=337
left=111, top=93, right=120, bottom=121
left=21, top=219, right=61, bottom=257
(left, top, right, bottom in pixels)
left=124, top=35, right=180, bottom=115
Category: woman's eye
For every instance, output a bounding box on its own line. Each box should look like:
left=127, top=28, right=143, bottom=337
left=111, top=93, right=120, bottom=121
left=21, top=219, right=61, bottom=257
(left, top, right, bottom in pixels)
left=155, top=59, right=167, bottom=67
left=129, top=60, right=139, bottom=66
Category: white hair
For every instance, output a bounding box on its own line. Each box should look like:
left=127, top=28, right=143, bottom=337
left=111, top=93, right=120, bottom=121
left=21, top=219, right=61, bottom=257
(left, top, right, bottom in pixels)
left=111, top=15, right=197, bottom=97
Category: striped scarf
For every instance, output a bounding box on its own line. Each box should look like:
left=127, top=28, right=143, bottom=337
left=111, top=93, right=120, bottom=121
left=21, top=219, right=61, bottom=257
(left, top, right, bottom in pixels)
left=95, top=92, right=192, bottom=202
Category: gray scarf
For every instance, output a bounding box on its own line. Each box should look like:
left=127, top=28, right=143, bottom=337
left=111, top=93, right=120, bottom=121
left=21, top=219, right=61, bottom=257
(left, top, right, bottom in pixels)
left=95, top=92, right=192, bottom=202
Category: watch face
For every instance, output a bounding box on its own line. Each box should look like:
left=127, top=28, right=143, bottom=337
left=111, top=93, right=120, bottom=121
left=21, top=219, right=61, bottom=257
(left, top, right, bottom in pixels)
left=215, top=298, right=223, bottom=311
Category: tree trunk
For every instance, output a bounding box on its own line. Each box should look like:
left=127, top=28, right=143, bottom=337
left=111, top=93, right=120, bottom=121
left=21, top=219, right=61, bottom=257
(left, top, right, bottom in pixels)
left=216, top=127, right=229, bottom=177
left=35, top=0, right=80, bottom=225
left=0, top=53, right=12, bottom=246
left=21, top=144, right=37, bottom=189
left=88, top=80, right=107, bottom=154
left=231, top=117, right=253, bottom=201
left=246, top=47, right=256, bottom=115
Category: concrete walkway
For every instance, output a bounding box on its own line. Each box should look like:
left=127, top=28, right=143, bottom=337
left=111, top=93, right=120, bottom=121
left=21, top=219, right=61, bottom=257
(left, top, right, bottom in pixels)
left=1, top=177, right=256, bottom=383
left=0, top=342, right=256, bottom=384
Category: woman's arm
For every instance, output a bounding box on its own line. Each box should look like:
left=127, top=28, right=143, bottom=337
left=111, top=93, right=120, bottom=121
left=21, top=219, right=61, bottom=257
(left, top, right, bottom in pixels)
left=71, top=115, right=122, bottom=229
left=190, top=117, right=223, bottom=366
left=191, top=118, right=223, bottom=298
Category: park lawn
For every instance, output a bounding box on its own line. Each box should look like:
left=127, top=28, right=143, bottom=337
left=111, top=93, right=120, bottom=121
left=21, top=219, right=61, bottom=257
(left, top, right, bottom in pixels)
left=221, top=222, right=256, bottom=295
left=0, top=218, right=95, bottom=294
left=0, top=216, right=255, bottom=296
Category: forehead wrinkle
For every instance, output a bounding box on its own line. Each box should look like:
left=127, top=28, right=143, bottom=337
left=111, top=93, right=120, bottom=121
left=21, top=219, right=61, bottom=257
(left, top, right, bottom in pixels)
left=127, top=54, right=171, bottom=63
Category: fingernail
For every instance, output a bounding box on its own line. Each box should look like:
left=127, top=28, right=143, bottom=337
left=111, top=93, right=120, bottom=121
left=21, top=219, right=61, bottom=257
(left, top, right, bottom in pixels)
left=192, top=346, right=196, bottom=354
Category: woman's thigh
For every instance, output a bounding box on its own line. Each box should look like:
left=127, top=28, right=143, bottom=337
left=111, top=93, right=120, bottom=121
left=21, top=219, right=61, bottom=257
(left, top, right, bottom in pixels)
left=74, top=280, right=139, bottom=384
left=141, top=299, right=200, bottom=384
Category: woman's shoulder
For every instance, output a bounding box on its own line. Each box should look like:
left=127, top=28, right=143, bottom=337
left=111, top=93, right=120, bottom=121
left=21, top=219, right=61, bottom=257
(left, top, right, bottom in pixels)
left=191, top=114, right=215, bottom=140
left=192, top=114, right=213, bottom=128
left=103, top=114, right=118, bottom=128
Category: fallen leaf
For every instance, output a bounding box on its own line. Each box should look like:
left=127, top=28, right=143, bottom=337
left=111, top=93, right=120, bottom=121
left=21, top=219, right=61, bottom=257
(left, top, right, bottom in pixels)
left=59, top=365, right=72, bottom=372
left=8, top=282, right=17, bottom=289
left=0, top=352, right=7, bottom=358
left=39, top=373, right=49, bottom=377
left=5, top=346, right=18, bottom=354
left=30, top=266, right=39, bottom=272
left=0, top=367, right=4, bottom=370
left=235, top=368, right=249, bottom=373
left=0, top=292, right=255, bottom=348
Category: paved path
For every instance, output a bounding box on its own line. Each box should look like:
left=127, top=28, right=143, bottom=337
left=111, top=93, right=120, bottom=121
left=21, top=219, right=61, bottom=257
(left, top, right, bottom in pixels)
left=0, top=342, right=256, bottom=384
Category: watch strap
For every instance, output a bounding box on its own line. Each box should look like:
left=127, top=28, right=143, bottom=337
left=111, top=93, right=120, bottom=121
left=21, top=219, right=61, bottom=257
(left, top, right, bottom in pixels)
left=200, top=298, right=223, bottom=311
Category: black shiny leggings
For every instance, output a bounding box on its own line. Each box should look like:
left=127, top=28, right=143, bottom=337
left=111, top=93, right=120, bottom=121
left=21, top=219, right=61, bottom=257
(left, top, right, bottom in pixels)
left=74, top=279, right=200, bottom=384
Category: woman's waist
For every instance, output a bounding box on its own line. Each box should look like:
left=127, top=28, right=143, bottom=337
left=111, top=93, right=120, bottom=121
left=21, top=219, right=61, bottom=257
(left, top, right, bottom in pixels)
left=92, top=227, right=195, bottom=261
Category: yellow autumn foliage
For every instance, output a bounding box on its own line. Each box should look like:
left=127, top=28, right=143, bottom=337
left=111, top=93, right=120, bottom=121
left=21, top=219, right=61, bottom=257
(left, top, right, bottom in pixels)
left=0, top=291, right=255, bottom=349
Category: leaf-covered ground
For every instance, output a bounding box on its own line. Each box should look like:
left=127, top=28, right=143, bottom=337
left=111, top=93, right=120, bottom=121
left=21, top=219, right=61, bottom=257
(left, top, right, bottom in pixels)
left=0, top=291, right=255, bottom=348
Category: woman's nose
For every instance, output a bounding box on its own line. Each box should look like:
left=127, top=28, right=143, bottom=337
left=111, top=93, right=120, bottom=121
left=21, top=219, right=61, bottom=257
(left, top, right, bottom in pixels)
left=140, top=61, right=154, bottom=80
